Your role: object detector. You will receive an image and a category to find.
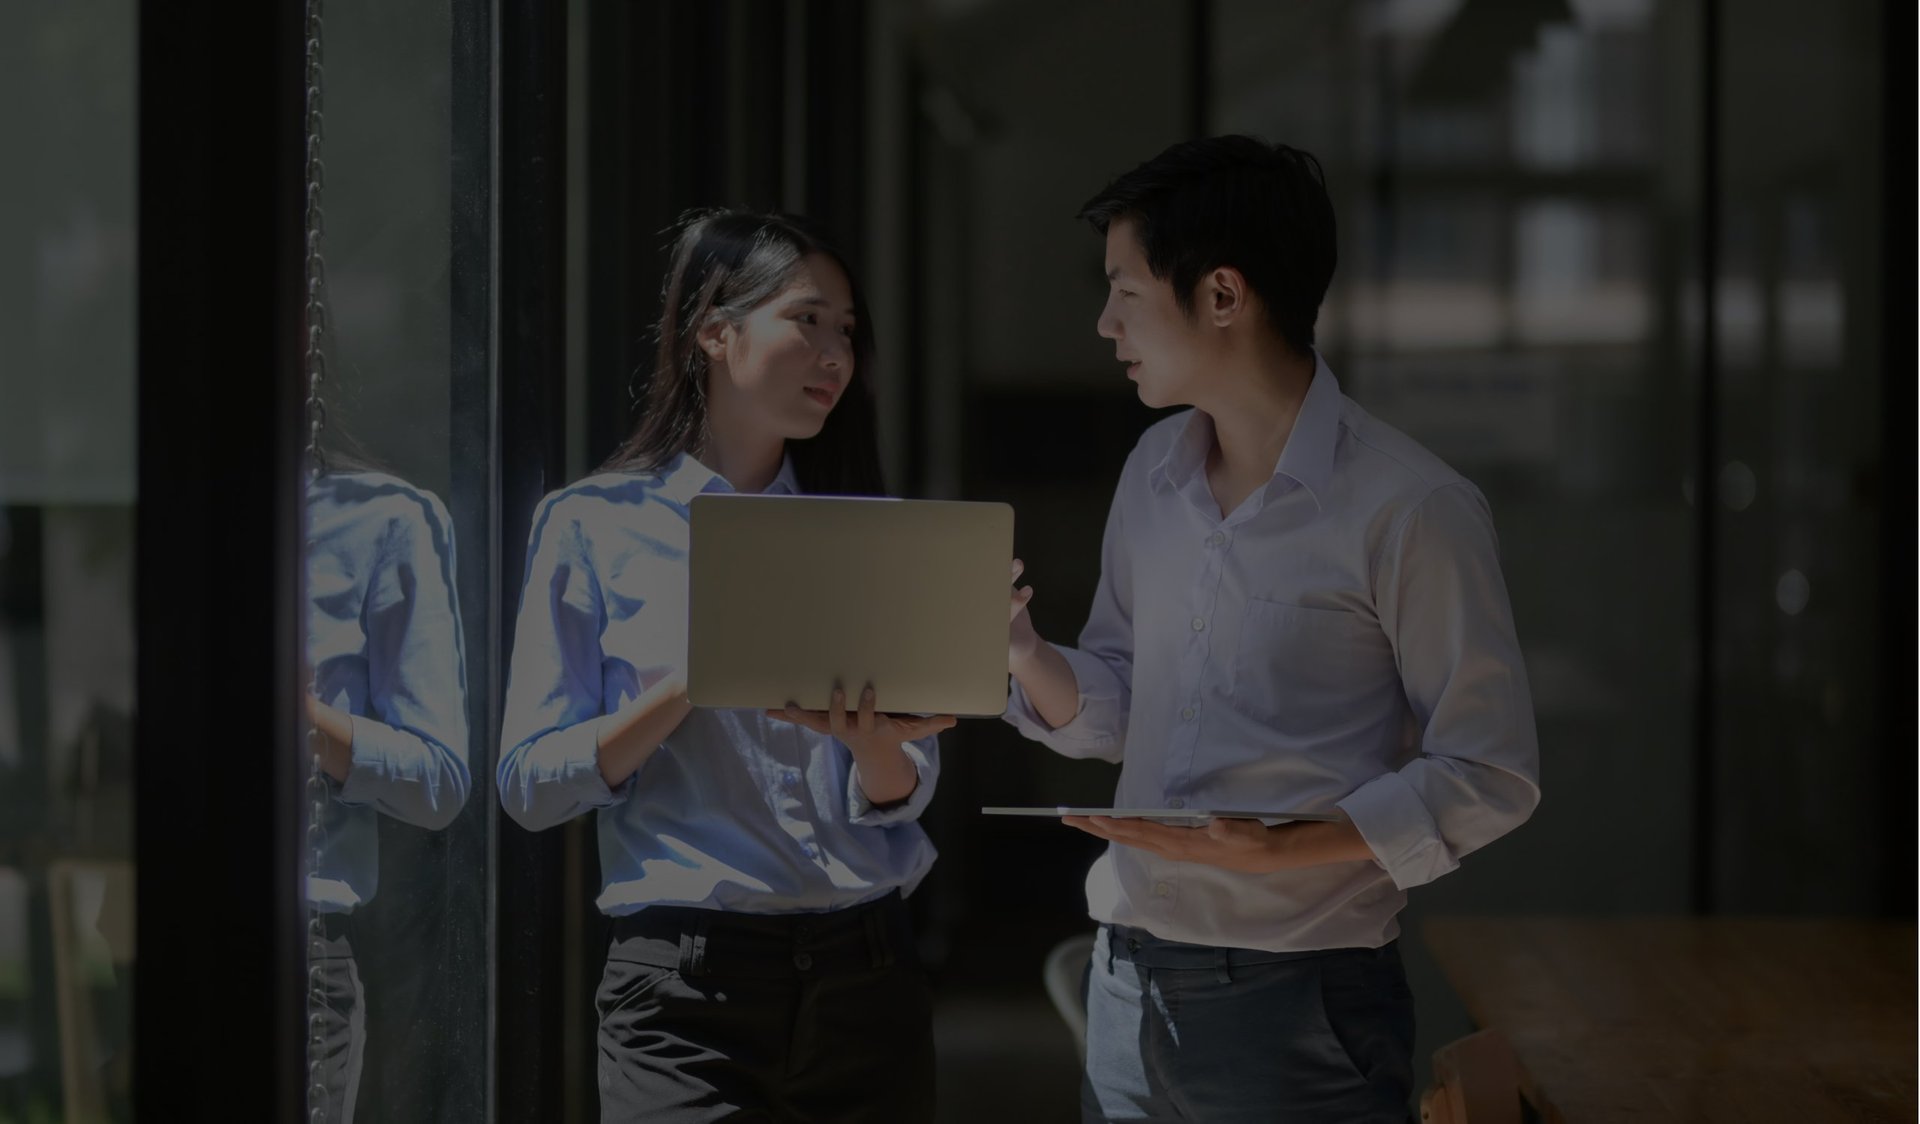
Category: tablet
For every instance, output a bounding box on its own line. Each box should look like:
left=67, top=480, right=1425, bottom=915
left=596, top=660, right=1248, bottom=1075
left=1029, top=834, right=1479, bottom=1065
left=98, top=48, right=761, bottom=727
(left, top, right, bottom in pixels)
left=981, top=807, right=1345, bottom=823
left=687, top=493, right=1014, bottom=717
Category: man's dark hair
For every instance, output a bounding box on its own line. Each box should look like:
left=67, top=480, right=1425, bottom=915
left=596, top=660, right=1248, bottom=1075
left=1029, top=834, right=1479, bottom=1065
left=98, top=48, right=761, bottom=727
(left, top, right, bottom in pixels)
left=1078, top=135, right=1336, bottom=354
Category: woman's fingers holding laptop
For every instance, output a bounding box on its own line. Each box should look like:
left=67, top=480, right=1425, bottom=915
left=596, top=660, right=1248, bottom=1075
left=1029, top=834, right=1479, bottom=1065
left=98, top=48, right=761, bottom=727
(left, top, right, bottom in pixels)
left=766, top=683, right=958, bottom=748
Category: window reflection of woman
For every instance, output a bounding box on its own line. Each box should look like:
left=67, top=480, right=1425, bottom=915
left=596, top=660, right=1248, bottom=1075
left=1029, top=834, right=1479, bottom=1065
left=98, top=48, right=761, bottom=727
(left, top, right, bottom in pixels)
left=303, top=439, right=471, bottom=1124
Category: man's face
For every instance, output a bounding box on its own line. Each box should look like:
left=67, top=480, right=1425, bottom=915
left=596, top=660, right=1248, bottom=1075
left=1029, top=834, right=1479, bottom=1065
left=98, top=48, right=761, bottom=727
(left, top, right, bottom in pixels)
left=1096, top=217, right=1208, bottom=409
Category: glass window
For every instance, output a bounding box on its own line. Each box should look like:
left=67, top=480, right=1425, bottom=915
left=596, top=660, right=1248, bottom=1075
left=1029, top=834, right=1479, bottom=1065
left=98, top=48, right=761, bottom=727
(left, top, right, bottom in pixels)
left=0, top=0, right=138, bottom=1118
left=294, top=0, right=493, bottom=1119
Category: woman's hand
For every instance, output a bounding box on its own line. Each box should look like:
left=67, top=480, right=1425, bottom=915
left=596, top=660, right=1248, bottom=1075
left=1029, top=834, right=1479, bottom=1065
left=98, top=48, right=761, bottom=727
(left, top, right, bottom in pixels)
left=304, top=693, right=355, bottom=783
left=768, top=685, right=954, bottom=807
left=767, top=684, right=955, bottom=753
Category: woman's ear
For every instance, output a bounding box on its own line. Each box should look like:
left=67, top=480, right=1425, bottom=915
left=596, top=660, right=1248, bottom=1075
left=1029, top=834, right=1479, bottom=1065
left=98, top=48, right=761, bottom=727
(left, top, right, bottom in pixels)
left=696, top=318, right=731, bottom=363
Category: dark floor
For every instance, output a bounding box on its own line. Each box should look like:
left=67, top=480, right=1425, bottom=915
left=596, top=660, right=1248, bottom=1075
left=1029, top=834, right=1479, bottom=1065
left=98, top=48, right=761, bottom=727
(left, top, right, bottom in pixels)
left=934, top=989, right=1083, bottom=1122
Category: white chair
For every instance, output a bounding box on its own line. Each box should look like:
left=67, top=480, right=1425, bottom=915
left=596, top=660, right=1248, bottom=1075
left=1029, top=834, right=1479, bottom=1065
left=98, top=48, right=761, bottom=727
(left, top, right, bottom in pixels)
left=1042, top=932, right=1098, bottom=1059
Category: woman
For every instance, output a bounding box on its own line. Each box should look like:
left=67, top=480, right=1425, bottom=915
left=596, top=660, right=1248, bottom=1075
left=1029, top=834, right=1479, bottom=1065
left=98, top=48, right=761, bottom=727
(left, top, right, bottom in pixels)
left=497, top=209, right=949, bottom=1123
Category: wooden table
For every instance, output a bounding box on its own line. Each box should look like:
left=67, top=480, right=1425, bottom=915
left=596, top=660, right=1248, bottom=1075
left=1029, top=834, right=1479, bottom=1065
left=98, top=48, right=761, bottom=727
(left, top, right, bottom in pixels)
left=1422, top=917, right=1916, bottom=1123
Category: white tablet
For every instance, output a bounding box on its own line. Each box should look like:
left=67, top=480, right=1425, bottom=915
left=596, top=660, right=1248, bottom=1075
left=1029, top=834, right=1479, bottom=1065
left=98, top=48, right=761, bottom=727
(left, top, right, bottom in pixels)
left=981, top=807, right=1344, bottom=823
left=687, top=493, right=1014, bottom=717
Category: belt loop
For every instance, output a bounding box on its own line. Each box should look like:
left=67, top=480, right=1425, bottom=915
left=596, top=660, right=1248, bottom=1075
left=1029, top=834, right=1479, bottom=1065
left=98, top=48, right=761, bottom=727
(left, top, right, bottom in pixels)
left=1216, top=949, right=1232, bottom=985
left=1104, top=926, right=1116, bottom=975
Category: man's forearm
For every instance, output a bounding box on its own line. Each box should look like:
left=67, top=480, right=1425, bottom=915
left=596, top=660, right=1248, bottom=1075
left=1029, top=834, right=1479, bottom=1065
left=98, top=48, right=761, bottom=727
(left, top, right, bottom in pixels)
left=1010, top=643, right=1082, bottom=730
left=1266, top=817, right=1375, bottom=870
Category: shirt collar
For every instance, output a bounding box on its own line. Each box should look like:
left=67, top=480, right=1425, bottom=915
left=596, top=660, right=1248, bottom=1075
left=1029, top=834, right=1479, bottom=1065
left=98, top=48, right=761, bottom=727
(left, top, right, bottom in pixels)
left=1272, top=352, right=1341, bottom=509
left=765, top=454, right=801, bottom=496
left=654, top=449, right=800, bottom=503
left=1147, top=410, right=1216, bottom=497
left=1146, top=350, right=1342, bottom=510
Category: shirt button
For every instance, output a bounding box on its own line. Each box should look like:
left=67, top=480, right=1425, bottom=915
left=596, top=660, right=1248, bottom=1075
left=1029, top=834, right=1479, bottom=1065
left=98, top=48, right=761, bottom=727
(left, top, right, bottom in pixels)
left=1191, top=617, right=1206, bottom=631
left=1209, top=532, right=1226, bottom=546
left=1154, top=881, right=1172, bottom=897
left=1180, top=707, right=1195, bottom=721
left=1168, top=798, right=1185, bottom=809
left=793, top=951, right=813, bottom=971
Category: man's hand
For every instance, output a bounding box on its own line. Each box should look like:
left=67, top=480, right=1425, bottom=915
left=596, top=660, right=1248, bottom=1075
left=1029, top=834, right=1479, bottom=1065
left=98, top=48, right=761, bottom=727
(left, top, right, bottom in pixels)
left=1062, top=814, right=1374, bottom=873
left=1009, top=558, right=1041, bottom=670
left=1004, top=557, right=1084, bottom=730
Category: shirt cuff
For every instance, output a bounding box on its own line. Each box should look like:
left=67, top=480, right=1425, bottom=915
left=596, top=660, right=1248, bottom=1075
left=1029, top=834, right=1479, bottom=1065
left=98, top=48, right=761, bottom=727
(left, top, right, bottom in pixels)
left=338, top=715, right=467, bottom=829
left=847, top=740, right=936, bottom=827
left=499, top=719, right=624, bottom=829
left=334, top=715, right=387, bottom=807
left=552, top=719, right=622, bottom=802
left=1001, top=644, right=1125, bottom=760
left=1336, top=771, right=1460, bottom=890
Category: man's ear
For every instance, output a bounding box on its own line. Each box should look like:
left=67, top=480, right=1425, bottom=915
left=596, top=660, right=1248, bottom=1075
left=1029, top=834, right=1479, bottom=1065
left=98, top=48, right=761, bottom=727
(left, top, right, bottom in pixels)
left=1205, top=266, right=1249, bottom=327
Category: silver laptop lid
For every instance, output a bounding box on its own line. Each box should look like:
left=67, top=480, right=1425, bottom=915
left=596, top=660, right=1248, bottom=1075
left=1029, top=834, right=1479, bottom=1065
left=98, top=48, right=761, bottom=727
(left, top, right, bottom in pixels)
left=687, top=493, right=1014, bottom=717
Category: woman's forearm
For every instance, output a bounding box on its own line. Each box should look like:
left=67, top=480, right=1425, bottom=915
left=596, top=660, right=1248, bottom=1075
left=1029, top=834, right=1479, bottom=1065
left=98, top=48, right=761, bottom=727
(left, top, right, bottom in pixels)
left=593, top=674, right=695, bottom=789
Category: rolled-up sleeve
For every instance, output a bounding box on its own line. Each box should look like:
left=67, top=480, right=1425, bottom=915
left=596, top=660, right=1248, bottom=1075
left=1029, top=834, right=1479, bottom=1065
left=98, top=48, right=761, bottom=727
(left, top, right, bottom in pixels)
left=496, top=498, right=624, bottom=831
left=847, top=734, right=941, bottom=827
left=336, top=494, right=471, bottom=831
left=1338, top=481, right=1541, bottom=890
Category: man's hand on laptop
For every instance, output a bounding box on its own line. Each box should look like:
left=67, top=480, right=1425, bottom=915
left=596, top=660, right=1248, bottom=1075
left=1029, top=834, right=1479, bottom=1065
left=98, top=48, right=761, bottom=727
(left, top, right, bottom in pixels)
left=1004, top=557, right=1085, bottom=731
left=1009, top=558, right=1041, bottom=664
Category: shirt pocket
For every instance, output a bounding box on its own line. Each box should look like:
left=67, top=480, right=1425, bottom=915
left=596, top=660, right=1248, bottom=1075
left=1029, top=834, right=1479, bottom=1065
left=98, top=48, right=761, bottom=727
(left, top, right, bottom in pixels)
left=1230, top=598, right=1394, bottom=734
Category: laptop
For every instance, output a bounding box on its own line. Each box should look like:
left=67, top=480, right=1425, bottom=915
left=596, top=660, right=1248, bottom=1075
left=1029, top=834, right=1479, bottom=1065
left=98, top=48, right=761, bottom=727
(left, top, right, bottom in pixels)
left=981, top=807, right=1345, bottom=824
left=687, top=493, right=1015, bottom=717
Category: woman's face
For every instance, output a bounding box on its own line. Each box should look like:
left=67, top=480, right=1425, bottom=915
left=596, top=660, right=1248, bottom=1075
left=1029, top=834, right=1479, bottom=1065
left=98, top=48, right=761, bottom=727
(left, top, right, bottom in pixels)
left=703, top=252, right=858, bottom=444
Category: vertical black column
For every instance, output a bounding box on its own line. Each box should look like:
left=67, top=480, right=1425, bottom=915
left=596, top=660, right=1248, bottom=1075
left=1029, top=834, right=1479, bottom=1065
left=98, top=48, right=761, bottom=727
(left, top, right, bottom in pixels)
left=493, top=0, right=571, bottom=1118
left=1873, top=0, right=1911, bottom=919
left=135, top=0, right=306, bottom=1117
left=1689, top=0, right=1720, bottom=915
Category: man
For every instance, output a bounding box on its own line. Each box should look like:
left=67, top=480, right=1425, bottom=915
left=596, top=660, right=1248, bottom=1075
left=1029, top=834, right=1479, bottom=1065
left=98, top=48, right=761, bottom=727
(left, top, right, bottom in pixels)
left=1005, top=135, right=1541, bottom=1122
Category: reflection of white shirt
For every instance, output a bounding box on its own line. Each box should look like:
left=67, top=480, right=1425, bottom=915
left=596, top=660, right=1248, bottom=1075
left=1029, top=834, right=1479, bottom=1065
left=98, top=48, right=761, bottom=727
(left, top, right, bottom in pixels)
left=306, top=473, right=471, bottom=912
left=1005, top=354, right=1539, bottom=952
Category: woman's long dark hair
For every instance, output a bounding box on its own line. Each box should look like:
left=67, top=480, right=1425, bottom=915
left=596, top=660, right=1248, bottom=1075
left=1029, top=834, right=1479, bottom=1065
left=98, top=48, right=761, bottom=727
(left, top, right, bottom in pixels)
left=600, top=208, right=888, bottom=497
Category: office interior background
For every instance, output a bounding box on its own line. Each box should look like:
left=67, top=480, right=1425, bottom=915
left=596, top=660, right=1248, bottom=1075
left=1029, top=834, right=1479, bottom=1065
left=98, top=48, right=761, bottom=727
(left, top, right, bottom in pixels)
left=0, top=0, right=1908, bottom=1119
